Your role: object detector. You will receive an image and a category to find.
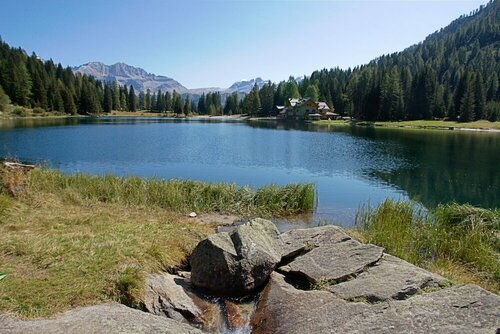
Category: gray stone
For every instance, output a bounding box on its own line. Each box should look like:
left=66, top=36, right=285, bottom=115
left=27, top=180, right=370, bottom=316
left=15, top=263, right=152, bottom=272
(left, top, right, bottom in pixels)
left=139, top=273, right=204, bottom=325
left=280, top=238, right=384, bottom=284
left=190, top=218, right=283, bottom=295
left=328, top=254, right=449, bottom=301
left=280, top=225, right=352, bottom=259
left=0, top=303, right=205, bottom=334
left=251, top=272, right=500, bottom=334
left=251, top=272, right=371, bottom=334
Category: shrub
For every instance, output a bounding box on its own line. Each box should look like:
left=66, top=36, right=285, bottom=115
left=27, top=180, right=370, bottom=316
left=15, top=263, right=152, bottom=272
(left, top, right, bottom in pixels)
left=13, top=107, right=27, bottom=117
left=0, top=85, right=10, bottom=111
left=32, top=107, right=45, bottom=114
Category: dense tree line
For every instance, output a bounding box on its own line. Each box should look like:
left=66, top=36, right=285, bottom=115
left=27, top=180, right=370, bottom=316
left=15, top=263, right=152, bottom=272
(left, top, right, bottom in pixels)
left=0, top=39, right=196, bottom=115
left=306, top=0, right=499, bottom=122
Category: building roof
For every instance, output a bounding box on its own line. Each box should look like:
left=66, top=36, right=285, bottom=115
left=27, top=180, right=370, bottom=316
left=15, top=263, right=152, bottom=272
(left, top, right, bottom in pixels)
left=316, top=102, right=330, bottom=110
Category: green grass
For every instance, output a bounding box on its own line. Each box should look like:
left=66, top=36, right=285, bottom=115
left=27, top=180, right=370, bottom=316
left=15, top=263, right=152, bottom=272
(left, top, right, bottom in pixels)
left=355, top=199, right=500, bottom=293
left=27, top=169, right=315, bottom=217
left=313, top=120, right=352, bottom=127
left=314, top=119, right=500, bottom=130
left=0, top=167, right=315, bottom=318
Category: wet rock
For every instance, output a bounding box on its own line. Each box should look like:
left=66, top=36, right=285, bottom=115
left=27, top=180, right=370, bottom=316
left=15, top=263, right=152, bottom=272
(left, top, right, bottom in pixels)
left=251, top=273, right=500, bottom=334
left=188, top=294, right=224, bottom=333
left=328, top=254, right=449, bottom=302
left=279, top=238, right=384, bottom=284
left=223, top=299, right=256, bottom=330
left=280, top=225, right=352, bottom=260
left=139, top=273, right=204, bottom=325
left=0, top=303, right=204, bottom=334
left=140, top=272, right=225, bottom=332
left=190, top=218, right=283, bottom=295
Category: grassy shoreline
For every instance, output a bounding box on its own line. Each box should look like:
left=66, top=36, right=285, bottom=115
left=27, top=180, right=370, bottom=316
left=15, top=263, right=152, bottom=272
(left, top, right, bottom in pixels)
left=0, top=166, right=314, bottom=318
left=314, top=119, right=500, bottom=131
left=354, top=199, right=499, bottom=293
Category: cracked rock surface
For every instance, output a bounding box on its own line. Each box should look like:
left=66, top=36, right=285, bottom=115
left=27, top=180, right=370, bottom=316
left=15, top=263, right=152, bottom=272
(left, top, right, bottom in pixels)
left=254, top=225, right=500, bottom=333
left=328, top=254, right=449, bottom=302
left=252, top=273, right=500, bottom=334
left=279, top=226, right=384, bottom=284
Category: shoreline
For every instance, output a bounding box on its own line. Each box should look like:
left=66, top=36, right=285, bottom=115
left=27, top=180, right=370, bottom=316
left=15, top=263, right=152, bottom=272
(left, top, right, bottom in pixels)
left=2, top=111, right=500, bottom=133
left=312, top=119, right=500, bottom=133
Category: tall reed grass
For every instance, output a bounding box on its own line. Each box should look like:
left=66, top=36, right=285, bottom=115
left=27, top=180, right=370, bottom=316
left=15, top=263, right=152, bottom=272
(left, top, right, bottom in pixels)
left=356, top=199, right=499, bottom=292
left=26, top=169, right=316, bottom=216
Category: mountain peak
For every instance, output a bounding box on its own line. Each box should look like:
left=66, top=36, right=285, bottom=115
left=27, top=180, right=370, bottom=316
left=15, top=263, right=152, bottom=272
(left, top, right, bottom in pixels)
left=72, top=62, right=189, bottom=94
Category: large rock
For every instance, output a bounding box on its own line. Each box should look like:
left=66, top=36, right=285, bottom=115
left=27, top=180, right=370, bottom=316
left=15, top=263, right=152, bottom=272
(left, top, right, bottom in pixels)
left=140, top=273, right=204, bottom=325
left=279, top=238, right=384, bottom=284
left=190, top=218, right=283, bottom=295
left=139, top=273, right=223, bottom=332
left=251, top=273, right=500, bottom=334
left=328, top=254, right=449, bottom=302
left=0, top=303, right=204, bottom=334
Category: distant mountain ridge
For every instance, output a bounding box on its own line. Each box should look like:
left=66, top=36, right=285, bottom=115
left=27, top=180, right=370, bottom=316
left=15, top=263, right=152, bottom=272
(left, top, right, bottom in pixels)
left=72, top=62, right=189, bottom=94
left=72, top=62, right=268, bottom=96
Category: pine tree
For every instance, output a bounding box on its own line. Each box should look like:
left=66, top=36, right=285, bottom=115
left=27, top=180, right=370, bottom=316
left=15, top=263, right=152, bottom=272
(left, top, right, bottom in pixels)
left=165, top=91, right=172, bottom=111
left=184, top=95, right=191, bottom=115
left=128, top=85, right=137, bottom=112
left=474, top=73, right=486, bottom=120
left=112, top=81, right=120, bottom=111
left=459, top=73, right=475, bottom=122
left=285, top=77, right=300, bottom=99
left=0, top=84, right=10, bottom=111
left=145, top=89, right=151, bottom=111
left=305, top=84, right=320, bottom=102
left=103, top=84, right=113, bottom=113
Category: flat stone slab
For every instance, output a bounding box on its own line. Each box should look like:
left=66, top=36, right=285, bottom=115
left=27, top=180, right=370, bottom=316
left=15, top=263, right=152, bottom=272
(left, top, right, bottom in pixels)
left=328, top=254, right=449, bottom=301
left=280, top=238, right=384, bottom=283
left=251, top=272, right=500, bottom=334
left=0, top=303, right=204, bottom=334
left=280, top=225, right=352, bottom=259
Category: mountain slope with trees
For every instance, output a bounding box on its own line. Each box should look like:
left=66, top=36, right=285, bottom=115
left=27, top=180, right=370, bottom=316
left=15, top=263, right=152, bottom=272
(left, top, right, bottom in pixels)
left=233, top=0, right=499, bottom=121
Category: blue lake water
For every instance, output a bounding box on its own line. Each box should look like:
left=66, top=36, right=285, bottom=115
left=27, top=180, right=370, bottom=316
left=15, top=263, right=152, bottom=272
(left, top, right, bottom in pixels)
left=0, top=117, right=499, bottom=227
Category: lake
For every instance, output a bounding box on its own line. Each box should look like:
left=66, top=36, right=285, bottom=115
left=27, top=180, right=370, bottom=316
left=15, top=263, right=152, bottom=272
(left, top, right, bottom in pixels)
left=0, top=117, right=498, bottom=227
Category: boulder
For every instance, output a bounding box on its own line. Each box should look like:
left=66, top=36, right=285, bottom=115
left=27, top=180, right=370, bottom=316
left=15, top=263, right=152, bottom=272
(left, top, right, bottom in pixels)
left=0, top=303, right=205, bottom=334
left=251, top=273, right=500, bottom=334
left=190, top=218, right=283, bottom=295
left=328, top=254, right=449, bottom=302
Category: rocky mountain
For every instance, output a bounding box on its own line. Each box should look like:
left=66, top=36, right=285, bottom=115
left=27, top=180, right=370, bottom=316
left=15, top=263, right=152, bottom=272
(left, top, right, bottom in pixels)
left=224, top=77, right=267, bottom=94
left=72, top=62, right=190, bottom=94
left=72, top=62, right=268, bottom=96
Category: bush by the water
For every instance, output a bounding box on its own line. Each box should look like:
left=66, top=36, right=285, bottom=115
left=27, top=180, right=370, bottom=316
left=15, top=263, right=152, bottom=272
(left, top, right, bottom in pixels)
left=356, top=199, right=499, bottom=292
left=27, top=169, right=315, bottom=216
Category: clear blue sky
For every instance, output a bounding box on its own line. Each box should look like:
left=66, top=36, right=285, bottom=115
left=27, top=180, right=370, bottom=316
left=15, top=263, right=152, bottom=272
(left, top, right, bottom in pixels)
left=0, top=0, right=488, bottom=88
